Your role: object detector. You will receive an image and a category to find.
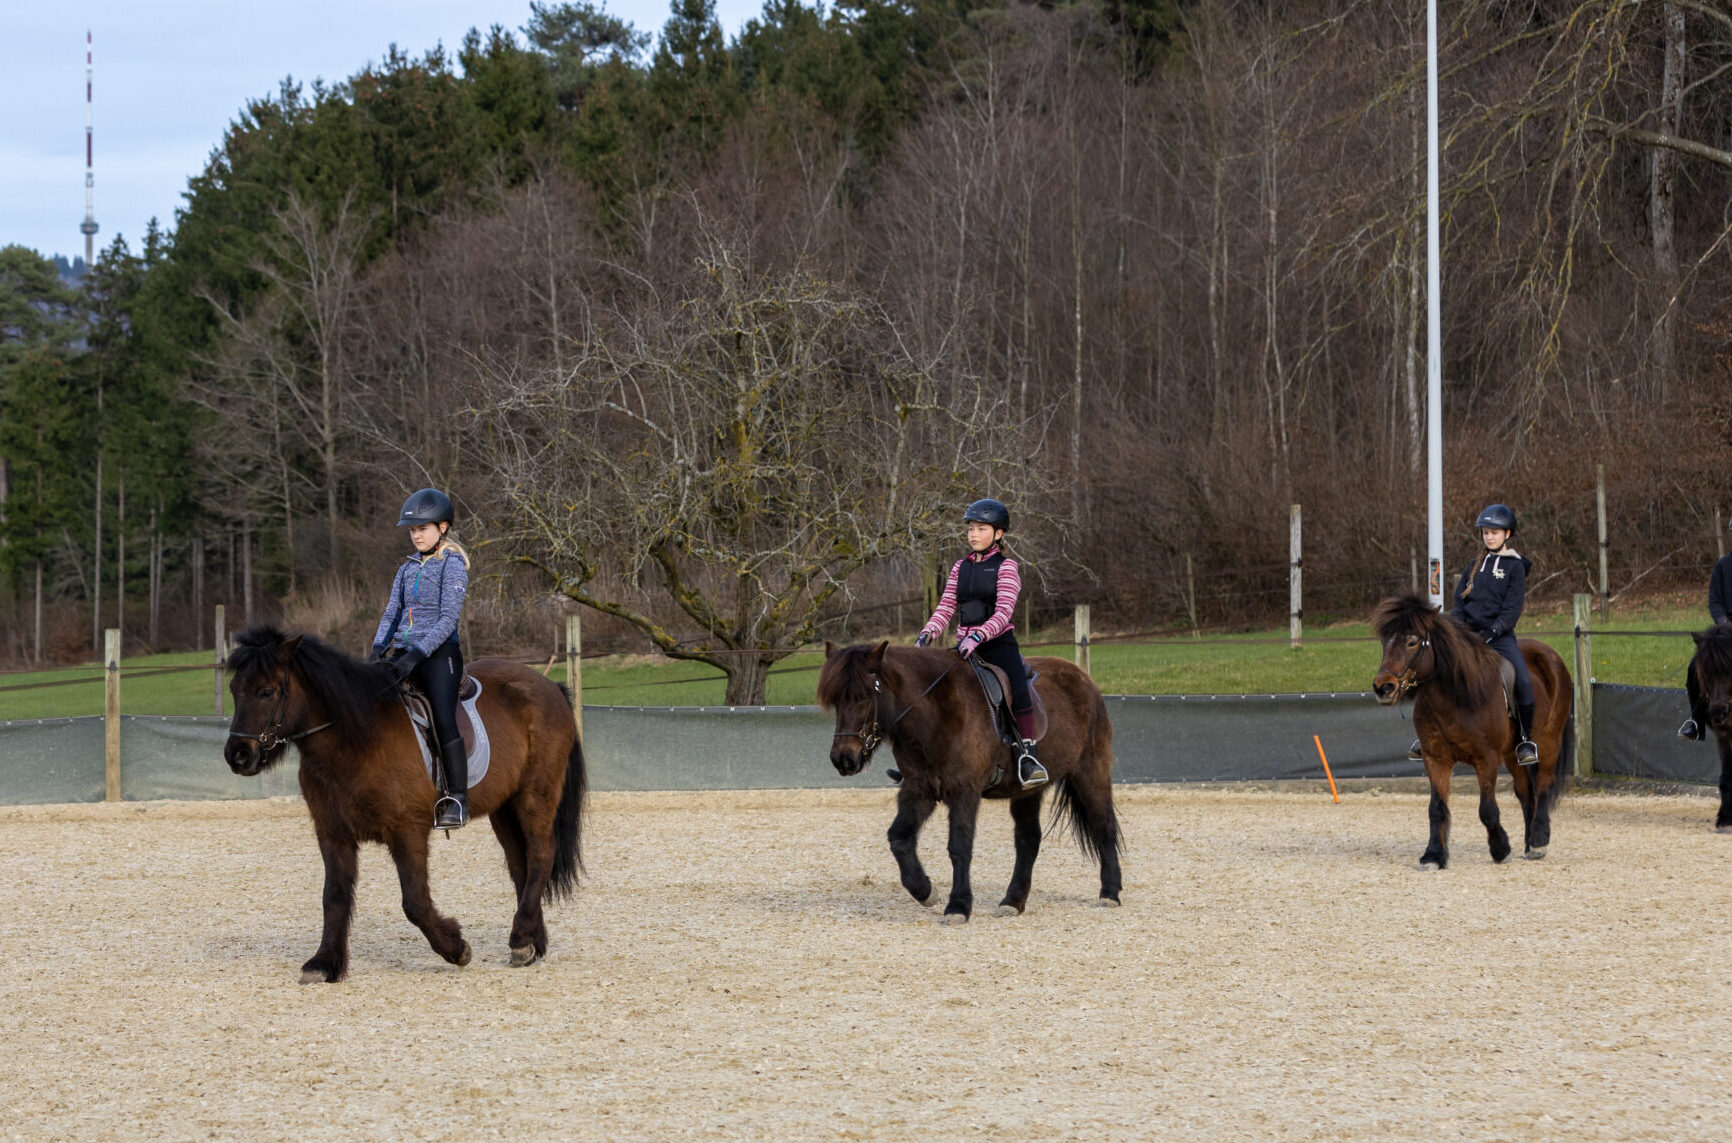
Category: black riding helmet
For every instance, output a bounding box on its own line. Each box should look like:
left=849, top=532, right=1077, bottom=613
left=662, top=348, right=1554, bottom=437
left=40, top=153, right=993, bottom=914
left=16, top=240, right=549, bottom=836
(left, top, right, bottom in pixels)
left=398, top=488, right=454, bottom=528
left=963, top=498, right=1010, bottom=532
left=1473, top=503, right=1517, bottom=533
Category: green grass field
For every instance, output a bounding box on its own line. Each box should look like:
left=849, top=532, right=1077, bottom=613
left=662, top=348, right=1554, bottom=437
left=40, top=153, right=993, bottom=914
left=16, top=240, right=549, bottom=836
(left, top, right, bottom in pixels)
left=0, top=596, right=1705, bottom=719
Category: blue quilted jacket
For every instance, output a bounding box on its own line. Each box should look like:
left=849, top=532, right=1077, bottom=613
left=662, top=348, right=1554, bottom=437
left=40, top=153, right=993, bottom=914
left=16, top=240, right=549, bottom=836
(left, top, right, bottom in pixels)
left=373, top=544, right=468, bottom=655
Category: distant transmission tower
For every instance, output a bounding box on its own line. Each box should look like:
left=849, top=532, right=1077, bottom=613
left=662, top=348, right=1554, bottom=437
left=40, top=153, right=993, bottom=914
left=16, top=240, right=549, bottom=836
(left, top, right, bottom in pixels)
left=80, top=30, right=100, bottom=270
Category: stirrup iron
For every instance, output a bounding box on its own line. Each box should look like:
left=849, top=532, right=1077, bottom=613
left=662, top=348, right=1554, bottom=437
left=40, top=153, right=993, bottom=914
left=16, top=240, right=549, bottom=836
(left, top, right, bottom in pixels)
left=1016, top=741, right=1048, bottom=790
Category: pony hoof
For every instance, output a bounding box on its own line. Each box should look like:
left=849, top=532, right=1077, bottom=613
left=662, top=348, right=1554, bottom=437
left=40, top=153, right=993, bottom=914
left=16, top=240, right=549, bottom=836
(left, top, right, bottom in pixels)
left=1098, top=896, right=1122, bottom=908
left=1524, top=847, right=1547, bottom=861
left=941, top=911, right=969, bottom=926
left=509, top=944, right=539, bottom=967
left=299, top=969, right=328, bottom=985
left=1716, top=824, right=1732, bottom=834
left=917, top=893, right=936, bottom=908
left=455, top=940, right=473, bottom=967
left=995, top=904, right=1021, bottom=917
left=1418, top=860, right=1441, bottom=872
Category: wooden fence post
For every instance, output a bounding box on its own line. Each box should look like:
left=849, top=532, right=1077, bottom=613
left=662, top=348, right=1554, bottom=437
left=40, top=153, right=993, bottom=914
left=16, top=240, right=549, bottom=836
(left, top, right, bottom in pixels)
left=1572, top=593, right=1594, bottom=779
left=1073, top=605, right=1091, bottom=678
left=1596, top=464, right=1609, bottom=620
left=1289, top=504, right=1303, bottom=649
left=1184, top=553, right=1199, bottom=639
left=104, top=628, right=121, bottom=802
left=566, top=611, right=583, bottom=739
left=213, top=603, right=226, bottom=717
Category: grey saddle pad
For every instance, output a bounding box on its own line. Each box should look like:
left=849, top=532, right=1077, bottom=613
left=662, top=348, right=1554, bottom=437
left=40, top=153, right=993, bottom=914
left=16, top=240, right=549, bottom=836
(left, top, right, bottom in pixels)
left=401, top=676, right=492, bottom=789
left=1498, top=657, right=1515, bottom=717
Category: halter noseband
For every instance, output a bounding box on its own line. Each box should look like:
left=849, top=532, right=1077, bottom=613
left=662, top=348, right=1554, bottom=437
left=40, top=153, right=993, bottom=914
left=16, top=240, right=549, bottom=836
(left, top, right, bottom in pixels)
left=229, top=678, right=331, bottom=752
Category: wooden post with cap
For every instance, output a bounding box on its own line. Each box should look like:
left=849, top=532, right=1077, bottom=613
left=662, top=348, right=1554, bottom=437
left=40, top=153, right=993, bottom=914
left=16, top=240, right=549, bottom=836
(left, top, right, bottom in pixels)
left=104, top=628, right=121, bottom=802
left=566, top=611, right=583, bottom=739
left=1572, top=593, right=1594, bottom=778
left=1073, top=605, right=1091, bottom=678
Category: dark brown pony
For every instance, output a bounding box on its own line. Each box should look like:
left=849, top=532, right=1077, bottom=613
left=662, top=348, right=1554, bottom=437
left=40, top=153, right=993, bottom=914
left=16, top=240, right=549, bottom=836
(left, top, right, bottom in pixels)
left=1687, top=622, right=1732, bottom=830
left=223, top=627, right=586, bottom=982
left=818, top=641, right=1121, bottom=921
left=1371, top=591, right=1571, bottom=868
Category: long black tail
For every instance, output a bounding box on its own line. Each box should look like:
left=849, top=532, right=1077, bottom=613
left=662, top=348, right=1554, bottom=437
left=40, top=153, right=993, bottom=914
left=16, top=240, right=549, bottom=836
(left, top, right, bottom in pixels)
left=545, top=722, right=588, bottom=903
left=1049, top=775, right=1121, bottom=864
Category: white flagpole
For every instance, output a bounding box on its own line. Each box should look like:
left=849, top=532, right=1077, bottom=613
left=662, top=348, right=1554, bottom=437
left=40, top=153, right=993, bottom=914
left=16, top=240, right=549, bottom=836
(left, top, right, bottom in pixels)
left=1426, top=0, right=1444, bottom=609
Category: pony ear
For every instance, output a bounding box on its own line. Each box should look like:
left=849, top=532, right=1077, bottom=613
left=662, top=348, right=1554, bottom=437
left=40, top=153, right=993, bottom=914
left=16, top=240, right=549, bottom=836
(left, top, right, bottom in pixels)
left=824, top=640, right=838, bottom=658
left=1694, top=630, right=1708, bottom=646
left=279, top=635, right=304, bottom=662
left=865, top=640, right=889, bottom=671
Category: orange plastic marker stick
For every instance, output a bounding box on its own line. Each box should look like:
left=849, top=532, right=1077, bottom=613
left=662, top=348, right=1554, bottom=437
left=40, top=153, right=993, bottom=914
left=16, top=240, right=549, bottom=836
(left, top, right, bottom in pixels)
left=1314, top=734, right=1339, bottom=804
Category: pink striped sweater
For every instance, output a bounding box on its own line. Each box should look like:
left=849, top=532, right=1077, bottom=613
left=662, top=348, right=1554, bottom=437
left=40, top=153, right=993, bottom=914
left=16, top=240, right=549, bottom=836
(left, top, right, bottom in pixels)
left=920, top=546, right=1021, bottom=644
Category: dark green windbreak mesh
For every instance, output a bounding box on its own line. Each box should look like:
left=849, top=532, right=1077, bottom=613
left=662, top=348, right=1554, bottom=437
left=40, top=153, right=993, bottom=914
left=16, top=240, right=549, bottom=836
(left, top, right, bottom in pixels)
left=0, top=685, right=1691, bottom=805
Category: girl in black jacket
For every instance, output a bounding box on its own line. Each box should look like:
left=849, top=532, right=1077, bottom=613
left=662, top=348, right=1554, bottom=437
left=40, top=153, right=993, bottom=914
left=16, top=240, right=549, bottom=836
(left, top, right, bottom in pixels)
left=1450, top=504, right=1538, bottom=766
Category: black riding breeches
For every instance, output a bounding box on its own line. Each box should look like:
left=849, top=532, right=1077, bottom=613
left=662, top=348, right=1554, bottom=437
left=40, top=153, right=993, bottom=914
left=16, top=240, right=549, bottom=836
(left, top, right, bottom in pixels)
left=408, top=642, right=465, bottom=746
left=1687, top=651, right=1707, bottom=723
left=1484, top=633, right=1534, bottom=707
left=973, top=632, right=1032, bottom=713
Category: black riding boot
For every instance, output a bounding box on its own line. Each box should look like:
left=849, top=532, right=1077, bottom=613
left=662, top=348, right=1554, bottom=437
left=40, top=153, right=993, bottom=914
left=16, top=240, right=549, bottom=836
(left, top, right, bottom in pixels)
left=434, top=737, right=469, bottom=829
left=1013, top=710, right=1048, bottom=789
left=1515, top=703, right=1538, bottom=767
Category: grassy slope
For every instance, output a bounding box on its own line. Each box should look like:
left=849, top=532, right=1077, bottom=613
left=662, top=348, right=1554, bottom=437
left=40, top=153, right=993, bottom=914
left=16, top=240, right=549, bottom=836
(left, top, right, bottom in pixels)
left=0, top=596, right=1705, bottom=719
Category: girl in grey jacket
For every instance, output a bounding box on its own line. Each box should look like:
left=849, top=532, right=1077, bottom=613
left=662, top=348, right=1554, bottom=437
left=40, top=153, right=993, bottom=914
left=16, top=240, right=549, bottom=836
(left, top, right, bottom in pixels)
left=373, top=488, right=472, bottom=828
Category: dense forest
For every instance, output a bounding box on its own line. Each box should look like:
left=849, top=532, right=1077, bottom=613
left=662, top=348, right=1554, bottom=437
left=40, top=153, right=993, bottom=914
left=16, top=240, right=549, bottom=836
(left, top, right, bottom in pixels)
left=2, top=0, right=1731, bottom=700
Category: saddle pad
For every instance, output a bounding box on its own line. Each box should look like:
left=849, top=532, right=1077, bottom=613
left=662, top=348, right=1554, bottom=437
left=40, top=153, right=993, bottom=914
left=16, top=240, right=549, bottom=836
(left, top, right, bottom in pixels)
left=404, top=678, right=492, bottom=789
left=970, top=659, right=1049, bottom=744
left=1498, top=657, right=1515, bottom=718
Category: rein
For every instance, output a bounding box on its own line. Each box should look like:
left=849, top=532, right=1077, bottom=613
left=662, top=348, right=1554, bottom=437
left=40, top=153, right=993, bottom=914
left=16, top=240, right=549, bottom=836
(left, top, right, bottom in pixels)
left=229, top=680, right=331, bottom=752
left=833, top=656, right=963, bottom=761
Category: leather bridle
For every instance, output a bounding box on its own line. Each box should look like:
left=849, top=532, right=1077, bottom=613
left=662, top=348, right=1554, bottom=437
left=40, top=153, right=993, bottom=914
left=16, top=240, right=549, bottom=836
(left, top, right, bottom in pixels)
left=229, top=679, right=331, bottom=752
left=1382, top=634, right=1432, bottom=700
left=832, top=657, right=962, bottom=763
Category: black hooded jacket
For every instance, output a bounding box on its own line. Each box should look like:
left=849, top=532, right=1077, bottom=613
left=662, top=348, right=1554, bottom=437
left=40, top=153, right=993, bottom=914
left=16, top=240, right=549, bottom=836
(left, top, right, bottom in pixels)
left=1451, top=547, right=1532, bottom=639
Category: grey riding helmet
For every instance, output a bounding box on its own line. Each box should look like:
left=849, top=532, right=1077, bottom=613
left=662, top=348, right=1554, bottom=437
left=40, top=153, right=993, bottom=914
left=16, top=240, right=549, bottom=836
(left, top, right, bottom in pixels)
left=963, top=498, right=1010, bottom=532
left=1473, top=503, right=1517, bottom=533
left=398, top=488, right=454, bottom=527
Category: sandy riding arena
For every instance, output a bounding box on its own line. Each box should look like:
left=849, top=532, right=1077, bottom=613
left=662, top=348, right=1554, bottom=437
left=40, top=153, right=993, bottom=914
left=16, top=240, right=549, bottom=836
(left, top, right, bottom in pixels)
left=5, top=783, right=1732, bottom=1141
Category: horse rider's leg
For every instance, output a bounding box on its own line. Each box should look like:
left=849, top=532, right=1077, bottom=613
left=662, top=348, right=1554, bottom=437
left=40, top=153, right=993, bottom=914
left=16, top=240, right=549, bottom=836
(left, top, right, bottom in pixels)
left=1419, top=755, right=1452, bottom=870
left=387, top=829, right=471, bottom=968
left=1682, top=652, right=1707, bottom=740
left=1498, top=637, right=1539, bottom=765
left=997, top=790, right=1046, bottom=916
left=887, top=788, right=938, bottom=906
left=301, top=830, right=360, bottom=984
left=942, top=788, right=983, bottom=922
left=1475, top=758, right=1513, bottom=864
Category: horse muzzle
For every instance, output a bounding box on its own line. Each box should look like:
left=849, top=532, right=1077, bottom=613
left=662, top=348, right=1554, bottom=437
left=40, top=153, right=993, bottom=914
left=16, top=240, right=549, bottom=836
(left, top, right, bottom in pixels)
left=224, top=738, right=266, bottom=776
left=830, top=745, right=866, bottom=777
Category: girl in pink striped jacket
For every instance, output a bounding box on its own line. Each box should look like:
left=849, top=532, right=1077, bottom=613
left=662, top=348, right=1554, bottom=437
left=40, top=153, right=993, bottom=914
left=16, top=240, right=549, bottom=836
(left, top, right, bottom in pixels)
left=917, top=498, right=1047, bottom=789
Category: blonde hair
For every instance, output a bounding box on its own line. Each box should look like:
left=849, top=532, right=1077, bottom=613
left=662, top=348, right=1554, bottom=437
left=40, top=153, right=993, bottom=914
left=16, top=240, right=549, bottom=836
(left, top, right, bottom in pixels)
left=432, top=534, right=472, bottom=569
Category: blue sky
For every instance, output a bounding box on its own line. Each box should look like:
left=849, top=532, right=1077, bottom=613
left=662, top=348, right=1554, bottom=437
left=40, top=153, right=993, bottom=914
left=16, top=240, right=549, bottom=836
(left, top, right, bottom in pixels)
left=1, top=0, right=761, bottom=264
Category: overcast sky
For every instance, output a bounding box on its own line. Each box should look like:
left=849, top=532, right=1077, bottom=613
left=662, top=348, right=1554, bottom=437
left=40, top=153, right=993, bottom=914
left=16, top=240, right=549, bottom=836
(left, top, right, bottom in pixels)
left=2, top=0, right=760, bottom=264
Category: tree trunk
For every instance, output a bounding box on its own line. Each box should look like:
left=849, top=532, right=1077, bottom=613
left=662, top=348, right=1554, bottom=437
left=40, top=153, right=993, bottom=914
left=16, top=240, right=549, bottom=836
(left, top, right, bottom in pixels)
left=92, top=450, right=102, bottom=658
left=116, top=477, right=125, bottom=645
left=243, top=519, right=254, bottom=625
left=1650, top=1, right=1685, bottom=399
left=192, top=536, right=204, bottom=650
left=33, top=560, right=42, bottom=664
left=723, top=654, right=773, bottom=706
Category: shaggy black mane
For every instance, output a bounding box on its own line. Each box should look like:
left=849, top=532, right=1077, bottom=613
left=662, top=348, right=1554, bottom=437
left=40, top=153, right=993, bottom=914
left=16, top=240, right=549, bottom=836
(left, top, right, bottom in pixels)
left=816, top=643, right=877, bottom=711
left=228, top=625, right=396, bottom=754
left=1370, top=589, right=1502, bottom=709
left=1696, top=621, right=1732, bottom=682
